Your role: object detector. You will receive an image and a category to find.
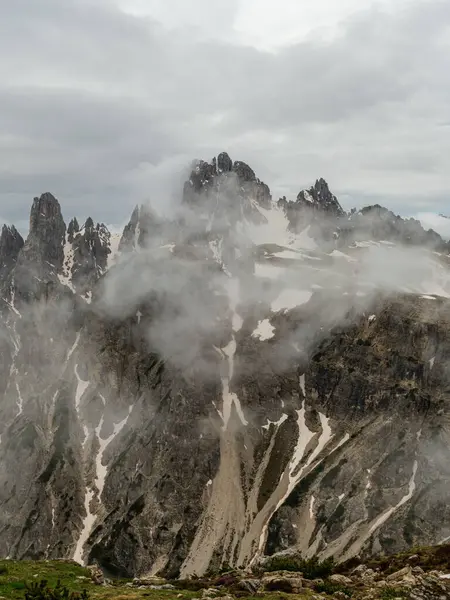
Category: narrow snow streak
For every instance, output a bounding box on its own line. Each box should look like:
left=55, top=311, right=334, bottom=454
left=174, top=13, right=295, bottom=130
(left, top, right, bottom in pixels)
left=15, top=382, right=24, bottom=416
left=67, top=333, right=81, bottom=362
left=95, top=407, right=132, bottom=503
left=221, top=278, right=247, bottom=429
left=299, top=374, right=306, bottom=396
left=254, top=407, right=334, bottom=562
left=222, top=338, right=247, bottom=428
left=368, top=461, right=418, bottom=536
left=74, top=365, right=89, bottom=411
left=75, top=405, right=132, bottom=566
left=73, top=488, right=96, bottom=565
left=309, top=495, right=315, bottom=520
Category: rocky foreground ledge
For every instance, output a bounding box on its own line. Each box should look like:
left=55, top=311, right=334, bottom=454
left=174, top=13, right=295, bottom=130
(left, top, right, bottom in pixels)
left=2, top=545, right=450, bottom=600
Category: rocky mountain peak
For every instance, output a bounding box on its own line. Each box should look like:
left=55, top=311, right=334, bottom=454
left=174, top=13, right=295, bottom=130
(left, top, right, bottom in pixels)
left=297, top=178, right=345, bottom=217
left=26, top=192, right=66, bottom=270
left=119, top=203, right=167, bottom=252
left=0, top=224, right=24, bottom=266
left=70, top=217, right=111, bottom=296
left=67, top=218, right=80, bottom=243
left=119, top=205, right=141, bottom=252
left=0, top=225, right=24, bottom=306
left=182, top=151, right=272, bottom=222
left=232, top=160, right=256, bottom=182
left=217, top=151, right=233, bottom=173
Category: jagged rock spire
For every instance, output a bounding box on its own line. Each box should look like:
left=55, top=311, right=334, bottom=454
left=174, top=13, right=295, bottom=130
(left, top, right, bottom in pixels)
left=0, top=225, right=24, bottom=271
left=11, top=193, right=66, bottom=303
left=26, top=192, right=66, bottom=270
left=71, top=217, right=111, bottom=295
left=67, top=218, right=80, bottom=243
left=296, top=178, right=345, bottom=217
left=119, top=204, right=163, bottom=251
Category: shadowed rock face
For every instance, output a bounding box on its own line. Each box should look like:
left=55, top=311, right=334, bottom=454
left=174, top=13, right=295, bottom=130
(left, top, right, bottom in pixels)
left=0, top=154, right=450, bottom=578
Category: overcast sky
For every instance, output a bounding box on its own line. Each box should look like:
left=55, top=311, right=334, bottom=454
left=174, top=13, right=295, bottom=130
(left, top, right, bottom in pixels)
left=1, top=0, right=449, bottom=233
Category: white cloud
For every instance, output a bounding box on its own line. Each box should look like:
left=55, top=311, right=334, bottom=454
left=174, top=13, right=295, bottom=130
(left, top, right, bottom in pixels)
left=0, top=0, right=449, bottom=226
left=415, top=213, right=450, bottom=240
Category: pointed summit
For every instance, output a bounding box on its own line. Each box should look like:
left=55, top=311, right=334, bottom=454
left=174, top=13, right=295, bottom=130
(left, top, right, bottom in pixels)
left=67, top=217, right=80, bottom=243
left=26, top=192, right=66, bottom=269
left=13, top=193, right=66, bottom=303
left=296, top=178, right=344, bottom=217
left=119, top=204, right=163, bottom=251
left=71, top=218, right=111, bottom=295
left=0, top=225, right=24, bottom=304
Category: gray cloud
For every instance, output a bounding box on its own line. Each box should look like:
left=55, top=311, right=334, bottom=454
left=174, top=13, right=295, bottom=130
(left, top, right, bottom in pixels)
left=0, top=0, right=449, bottom=229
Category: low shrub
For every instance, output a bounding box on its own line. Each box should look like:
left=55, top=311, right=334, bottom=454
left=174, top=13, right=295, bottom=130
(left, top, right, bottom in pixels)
left=379, top=587, right=407, bottom=600
left=315, top=580, right=353, bottom=597
left=257, top=554, right=335, bottom=579
left=24, top=579, right=89, bottom=600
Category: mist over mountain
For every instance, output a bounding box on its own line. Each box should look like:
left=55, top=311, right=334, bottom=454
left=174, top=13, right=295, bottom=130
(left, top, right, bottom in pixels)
left=0, top=152, right=450, bottom=579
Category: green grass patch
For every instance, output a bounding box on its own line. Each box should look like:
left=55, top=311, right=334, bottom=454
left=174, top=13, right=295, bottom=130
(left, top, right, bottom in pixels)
left=379, top=586, right=407, bottom=600
left=0, top=560, right=202, bottom=600
left=314, top=580, right=353, bottom=597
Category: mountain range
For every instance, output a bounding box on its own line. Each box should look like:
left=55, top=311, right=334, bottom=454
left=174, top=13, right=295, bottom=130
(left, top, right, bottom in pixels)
left=1, top=152, right=450, bottom=579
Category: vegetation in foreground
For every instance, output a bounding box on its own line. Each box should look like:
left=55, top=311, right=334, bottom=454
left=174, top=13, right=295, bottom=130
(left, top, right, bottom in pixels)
left=1, top=544, right=450, bottom=600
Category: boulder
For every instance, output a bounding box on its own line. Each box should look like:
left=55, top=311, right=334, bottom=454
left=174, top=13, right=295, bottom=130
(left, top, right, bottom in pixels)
left=235, top=579, right=262, bottom=594
left=133, top=575, right=167, bottom=587
left=386, top=566, right=414, bottom=582
left=87, top=564, right=104, bottom=585
left=262, top=571, right=303, bottom=593
left=202, top=588, right=222, bottom=598
left=329, top=574, right=353, bottom=585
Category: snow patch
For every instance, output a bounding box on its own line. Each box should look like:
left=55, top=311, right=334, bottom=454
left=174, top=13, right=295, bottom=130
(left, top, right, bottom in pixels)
left=299, top=374, right=306, bottom=396
left=252, top=319, right=275, bottom=341
left=59, top=240, right=75, bottom=292
left=262, top=414, right=288, bottom=430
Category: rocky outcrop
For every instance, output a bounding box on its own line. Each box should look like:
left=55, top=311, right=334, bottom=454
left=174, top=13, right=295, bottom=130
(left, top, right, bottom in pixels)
left=67, top=218, right=80, bottom=244
left=12, top=193, right=67, bottom=304
left=183, top=152, right=271, bottom=221
left=0, top=224, right=24, bottom=308
left=71, top=218, right=110, bottom=295
left=340, top=205, right=448, bottom=250
left=278, top=183, right=449, bottom=253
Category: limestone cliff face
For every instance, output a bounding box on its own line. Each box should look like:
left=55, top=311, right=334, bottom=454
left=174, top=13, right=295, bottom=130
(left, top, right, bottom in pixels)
left=0, top=155, right=450, bottom=579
